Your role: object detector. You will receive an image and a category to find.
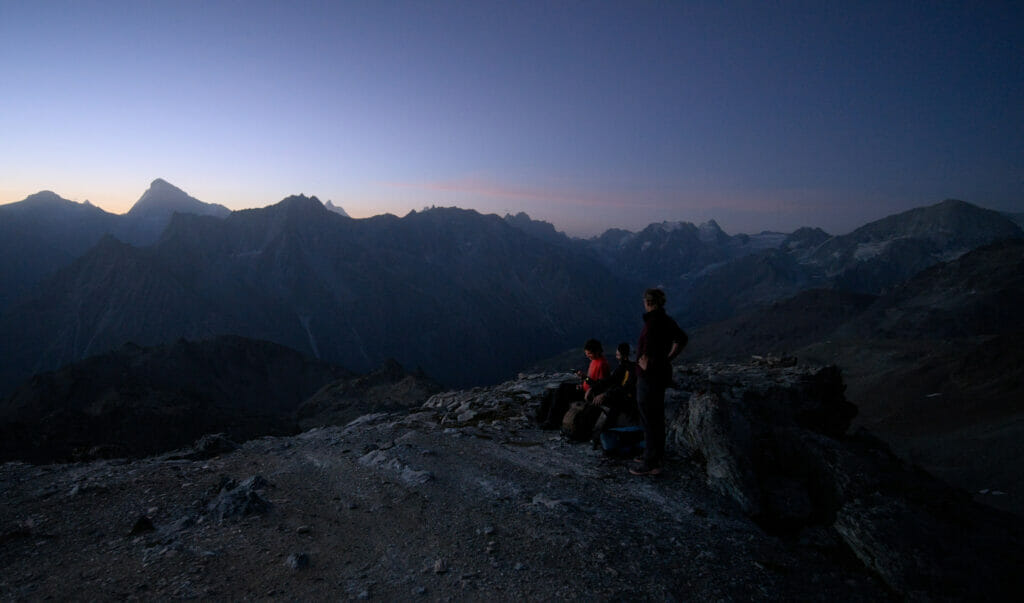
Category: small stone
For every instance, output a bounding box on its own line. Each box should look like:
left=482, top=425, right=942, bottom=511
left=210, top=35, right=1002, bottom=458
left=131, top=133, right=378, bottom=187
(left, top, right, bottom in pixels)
left=433, top=558, right=447, bottom=574
left=129, top=515, right=155, bottom=535
left=514, top=562, right=525, bottom=571
left=286, top=553, right=310, bottom=570
left=296, top=525, right=312, bottom=534
left=482, top=526, right=496, bottom=536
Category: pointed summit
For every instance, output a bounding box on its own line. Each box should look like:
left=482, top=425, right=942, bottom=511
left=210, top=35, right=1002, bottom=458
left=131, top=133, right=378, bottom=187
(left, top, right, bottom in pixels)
left=128, top=179, right=230, bottom=218
left=324, top=200, right=350, bottom=217
left=274, top=194, right=328, bottom=214
left=118, top=179, right=230, bottom=246
left=698, top=219, right=728, bottom=244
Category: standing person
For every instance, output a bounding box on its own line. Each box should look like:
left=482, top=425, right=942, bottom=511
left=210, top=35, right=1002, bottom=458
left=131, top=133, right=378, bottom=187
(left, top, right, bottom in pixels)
left=631, top=288, right=688, bottom=476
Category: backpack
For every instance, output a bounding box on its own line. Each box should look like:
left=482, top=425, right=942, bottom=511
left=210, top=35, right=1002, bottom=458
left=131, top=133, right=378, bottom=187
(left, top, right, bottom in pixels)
left=535, top=382, right=581, bottom=428
left=561, top=401, right=605, bottom=441
left=599, top=426, right=645, bottom=457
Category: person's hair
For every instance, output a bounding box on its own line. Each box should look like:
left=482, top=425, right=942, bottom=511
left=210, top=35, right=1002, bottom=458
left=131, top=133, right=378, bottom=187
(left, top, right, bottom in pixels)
left=644, top=288, right=667, bottom=308
left=584, top=338, right=603, bottom=355
left=616, top=342, right=631, bottom=359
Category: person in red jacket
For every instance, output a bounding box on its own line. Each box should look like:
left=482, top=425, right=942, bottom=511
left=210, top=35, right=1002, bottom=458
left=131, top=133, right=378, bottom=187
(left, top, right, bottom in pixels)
left=539, top=339, right=610, bottom=429
left=631, top=288, right=688, bottom=476
left=577, top=338, right=611, bottom=401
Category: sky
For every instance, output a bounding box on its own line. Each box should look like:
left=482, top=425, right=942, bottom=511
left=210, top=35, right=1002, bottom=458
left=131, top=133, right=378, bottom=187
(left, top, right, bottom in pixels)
left=1, top=1, right=1022, bottom=237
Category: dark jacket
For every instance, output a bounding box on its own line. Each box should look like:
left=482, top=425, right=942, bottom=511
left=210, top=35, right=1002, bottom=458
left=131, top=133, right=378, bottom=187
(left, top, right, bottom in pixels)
left=590, top=359, right=637, bottom=398
left=636, top=308, right=688, bottom=387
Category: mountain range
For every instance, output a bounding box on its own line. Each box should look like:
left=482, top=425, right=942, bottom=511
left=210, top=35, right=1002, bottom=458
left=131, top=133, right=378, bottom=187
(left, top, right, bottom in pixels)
left=2, top=179, right=1023, bottom=515
left=0, top=191, right=634, bottom=391
left=0, top=179, right=227, bottom=310
left=2, top=182, right=1020, bottom=396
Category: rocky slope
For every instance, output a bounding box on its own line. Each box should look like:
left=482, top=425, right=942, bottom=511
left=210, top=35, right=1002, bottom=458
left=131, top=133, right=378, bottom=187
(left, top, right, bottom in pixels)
left=2, top=362, right=1020, bottom=600
left=0, top=336, right=442, bottom=466
left=0, top=336, right=351, bottom=464
left=685, top=240, right=1024, bottom=517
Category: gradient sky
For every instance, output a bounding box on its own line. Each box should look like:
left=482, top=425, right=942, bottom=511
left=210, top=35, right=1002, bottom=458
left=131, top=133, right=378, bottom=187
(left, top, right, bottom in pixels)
left=2, top=1, right=1022, bottom=236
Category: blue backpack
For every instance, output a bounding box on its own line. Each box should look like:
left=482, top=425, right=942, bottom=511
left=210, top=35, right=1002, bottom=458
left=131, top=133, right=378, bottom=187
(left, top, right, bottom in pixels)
left=599, top=426, right=645, bottom=457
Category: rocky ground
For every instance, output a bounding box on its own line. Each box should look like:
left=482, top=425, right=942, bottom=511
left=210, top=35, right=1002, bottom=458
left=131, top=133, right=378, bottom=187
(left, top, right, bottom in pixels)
left=1, top=365, right=1019, bottom=601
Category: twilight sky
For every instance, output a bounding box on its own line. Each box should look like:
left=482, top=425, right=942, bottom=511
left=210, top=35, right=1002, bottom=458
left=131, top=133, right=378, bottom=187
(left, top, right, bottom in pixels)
left=1, top=1, right=1022, bottom=236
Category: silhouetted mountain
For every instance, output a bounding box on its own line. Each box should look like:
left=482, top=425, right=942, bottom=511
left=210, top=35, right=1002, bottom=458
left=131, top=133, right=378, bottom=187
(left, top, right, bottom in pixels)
left=585, top=220, right=800, bottom=320
left=0, top=200, right=635, bottom=394
left=120, top=178, right=230, bottom=245
left=674, top=249, right=818, bottom=326
left=0, top=335, right=350, bottom=463
left=660, top=200, right=1021, bottom=327
left=0, top=234, right=244, bottom=393
left=588, top=220, right=733, bottom=285
left=0, top=180, right=231, bottom=312
left=840, top=238, right=1024, bottom=339
left=804, top=199, right=1023, bottom=293
left=0, top=191, right=119, bottom=310
left=503, top=211, right=573, bottom=247
left=686, top=239, right=1024, bottom=515
left=781, top=226, right=831, bottom=257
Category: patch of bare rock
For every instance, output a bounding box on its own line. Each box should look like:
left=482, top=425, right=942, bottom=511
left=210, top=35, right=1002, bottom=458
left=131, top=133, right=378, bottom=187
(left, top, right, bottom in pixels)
left=2, top=360, right=1021, bottom=600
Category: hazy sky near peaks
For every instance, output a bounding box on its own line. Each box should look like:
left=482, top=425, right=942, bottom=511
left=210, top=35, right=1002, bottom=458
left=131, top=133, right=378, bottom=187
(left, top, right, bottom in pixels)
left=1, top=1, right=1022, bottom=236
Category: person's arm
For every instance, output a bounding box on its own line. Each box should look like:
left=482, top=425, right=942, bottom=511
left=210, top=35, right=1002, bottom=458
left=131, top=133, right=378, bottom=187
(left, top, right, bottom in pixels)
left=667, top=323, right=688, bottom=361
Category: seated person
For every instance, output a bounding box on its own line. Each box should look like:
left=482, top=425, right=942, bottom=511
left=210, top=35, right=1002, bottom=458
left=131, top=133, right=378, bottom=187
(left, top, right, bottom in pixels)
left=538, top=339, right=609, bottom=429
left=587, top=342, right=638, bottom=430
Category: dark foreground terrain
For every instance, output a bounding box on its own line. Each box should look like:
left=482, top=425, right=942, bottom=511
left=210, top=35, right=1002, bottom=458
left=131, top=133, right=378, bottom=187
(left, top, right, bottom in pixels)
left=2, top=363, right=1021, bottom=601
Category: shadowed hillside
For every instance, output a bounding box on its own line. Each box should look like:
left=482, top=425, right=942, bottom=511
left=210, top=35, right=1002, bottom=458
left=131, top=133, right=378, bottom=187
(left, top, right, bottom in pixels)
left=686, top=239, right=1024, bottom=516
left=0, top=198, right=635, bottom=393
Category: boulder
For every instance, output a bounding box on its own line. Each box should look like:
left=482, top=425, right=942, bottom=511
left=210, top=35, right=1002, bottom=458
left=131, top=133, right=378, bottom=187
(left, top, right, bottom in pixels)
left=667, top=361, right=1024, bottom=598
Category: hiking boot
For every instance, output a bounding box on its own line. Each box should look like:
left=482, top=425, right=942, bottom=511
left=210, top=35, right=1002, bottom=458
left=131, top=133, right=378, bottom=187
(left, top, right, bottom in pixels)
left=629, top=462, right=662, bottom=476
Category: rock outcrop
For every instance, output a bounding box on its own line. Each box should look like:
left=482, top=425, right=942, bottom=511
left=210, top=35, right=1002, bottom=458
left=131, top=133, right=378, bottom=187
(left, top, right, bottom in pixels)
left=667, top=359, right=1022, bottom=599
left=1, top=361, right=1020, bottom=600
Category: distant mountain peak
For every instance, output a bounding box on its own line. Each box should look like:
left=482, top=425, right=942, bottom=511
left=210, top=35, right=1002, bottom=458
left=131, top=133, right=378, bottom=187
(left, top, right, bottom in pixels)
left=270, top=194, right=332, bottom=219
left=5, top=191, right=110, bottom=217
left=22, top=190, right=70, bottom=206
left=698, top=220, right=727, bottom=243
left=503, top=212, right=570, bottom=245
left=128, top=179, right=230, bottom=218
left=324, top=200, right=350, bottom=217
left=278, top=194, right=324, bottom=208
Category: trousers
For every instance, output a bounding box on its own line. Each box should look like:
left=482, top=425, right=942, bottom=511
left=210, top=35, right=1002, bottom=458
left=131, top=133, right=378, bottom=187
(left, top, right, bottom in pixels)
left=636, top=377, right=666, bottom=467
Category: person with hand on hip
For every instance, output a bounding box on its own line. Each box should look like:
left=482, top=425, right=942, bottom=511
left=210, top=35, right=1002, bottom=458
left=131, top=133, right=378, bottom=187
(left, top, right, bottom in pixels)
left=631, top=288, right=687, bottom=476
